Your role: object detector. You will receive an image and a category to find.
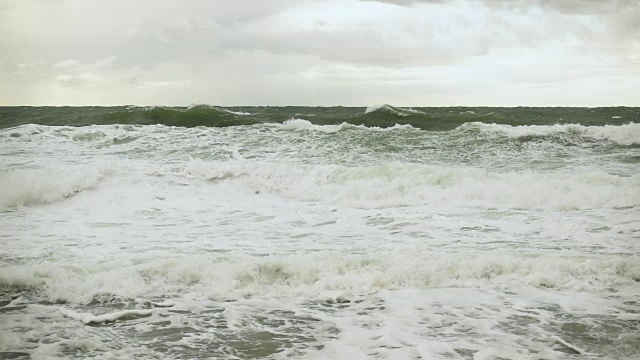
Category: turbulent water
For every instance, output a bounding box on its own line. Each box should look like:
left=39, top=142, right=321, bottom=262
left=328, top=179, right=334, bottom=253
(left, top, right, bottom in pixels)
left=1, top=105, right=639, bottom=359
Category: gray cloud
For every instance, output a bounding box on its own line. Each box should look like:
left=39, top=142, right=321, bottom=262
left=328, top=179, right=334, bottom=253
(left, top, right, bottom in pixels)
left=1, top=0, right=638, bottom=106
left=361, top=0, right=445, bottom=5
left=485, top=0, right=628, bottom=15
left=363, top=0, right=628, bottom=14
left=55, top=74, right=99, bottom=88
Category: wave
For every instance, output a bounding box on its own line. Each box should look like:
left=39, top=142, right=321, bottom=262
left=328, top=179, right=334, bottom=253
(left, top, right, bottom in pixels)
left=60, top=308, right=153, bottom=324
left=108, top=105, right=260, bottom=127
left=187, top=104, right=253, bottom=116
left=180, top=160, right=639, bottom=210
left=276, top=119, right=415, bottom=133
left=224, top=110, right=252, bottom=116
left=357, top=104, right=485, bottom=130
left=467, top=122, right=640, bottom=146
left=278, top=118, right=356, bottom=133
left=2, top=105, right=637, bottom=130
left=0, top=105, right=264, bottom=129
left=0, top=167, right=109, bottom=208
left=1, top=250, right=637, bottom=303
left=364, top=104, right=422, bottom=116
left=0, top=123, right=149, bottom=148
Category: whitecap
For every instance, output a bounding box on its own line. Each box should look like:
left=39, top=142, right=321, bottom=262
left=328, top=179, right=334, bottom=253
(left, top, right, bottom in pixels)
left=60, top=308, right=153, bottom=324
left=176, top=160, right=640, bottom=210
left=0, top=167, right=110, bottom=208
left=466, top=122, right=640, bottom=146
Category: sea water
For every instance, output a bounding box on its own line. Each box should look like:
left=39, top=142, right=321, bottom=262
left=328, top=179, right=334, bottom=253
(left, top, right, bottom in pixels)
left=0, top=106, right=639, bottom=359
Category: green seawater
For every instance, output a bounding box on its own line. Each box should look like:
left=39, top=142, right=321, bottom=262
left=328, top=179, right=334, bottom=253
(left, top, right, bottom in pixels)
left=1, top=105, right=638, bottom=129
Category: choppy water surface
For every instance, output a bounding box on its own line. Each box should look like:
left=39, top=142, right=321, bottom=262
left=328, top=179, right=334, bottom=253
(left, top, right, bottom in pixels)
left=1, top=106, right=639, bottom=359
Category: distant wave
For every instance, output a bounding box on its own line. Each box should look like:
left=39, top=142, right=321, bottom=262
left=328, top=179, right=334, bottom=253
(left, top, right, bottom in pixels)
left=279, top=118, right=355, bottom=133
left=222, top=109, right=253, bottom=116
left=187, top=104, right=253, bottom=116
left=119, top=105, right=259, bottom=127
left=357, top=104, right=476, bottom=130
left=364, top=104, right=423, bottom=117
left=1, top=104, right=637, bottom=130
left=275, top=118, right=415, bottom=133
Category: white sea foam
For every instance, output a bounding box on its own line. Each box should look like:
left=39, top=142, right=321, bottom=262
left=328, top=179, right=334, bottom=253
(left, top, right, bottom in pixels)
left=184, top=104, right=252, bottom=115
left=180, top=160, right=640, bottom=210
left=364, top=104, right=415, bottom=116
left=2, top=121, right=638, bottom=359
left=403, top=107, right=424, bottom=114
left=470, top=122, right=640, bottom=145
left=364, top=104, right=385, bottom=113
left=276, top=118, right=414, bottom=133
left=60, top=308, right=152, bottom=324
left=279, top=118, right=355, bottom=133
left=1, top=250, right=637, bottom=303
left=0, top=167, right=110, bottom=208
left=3, top=252, right=637, bottom=358
left=0, top=123, right=147, bottom=148
left=223, top=109, right=252, bottom=115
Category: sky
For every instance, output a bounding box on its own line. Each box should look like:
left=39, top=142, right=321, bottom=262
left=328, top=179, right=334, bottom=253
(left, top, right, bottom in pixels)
left=1, top=0, right=638, bottom=106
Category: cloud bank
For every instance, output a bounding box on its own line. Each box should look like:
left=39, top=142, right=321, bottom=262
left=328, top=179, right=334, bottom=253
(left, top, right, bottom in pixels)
left=1, top=0, right=638, bottom=105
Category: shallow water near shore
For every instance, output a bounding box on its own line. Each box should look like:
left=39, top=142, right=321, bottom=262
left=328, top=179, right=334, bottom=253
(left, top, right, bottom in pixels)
left=1, top=106, right=639, bottom=359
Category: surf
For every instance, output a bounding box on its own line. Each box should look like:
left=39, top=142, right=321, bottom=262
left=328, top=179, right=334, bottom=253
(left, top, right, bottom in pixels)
left=178, top=159, right=640, bottom=210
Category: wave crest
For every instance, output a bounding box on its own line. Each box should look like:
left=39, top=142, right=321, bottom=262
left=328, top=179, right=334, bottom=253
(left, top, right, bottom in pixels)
left=280, top=118, right=355, bottom=133
left=364, top=104, right=422, bottom=117
left=2, top=252, right=637, bottom=303
left=179, top=160, right=640, bottom=210
left=468, top=122, right=640, bottom=146
left=276, top=119, right=414, bottom=133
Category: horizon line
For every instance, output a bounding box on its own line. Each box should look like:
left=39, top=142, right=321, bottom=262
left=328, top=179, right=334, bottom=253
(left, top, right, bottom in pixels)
left=1, top=104, right=638, bottom=108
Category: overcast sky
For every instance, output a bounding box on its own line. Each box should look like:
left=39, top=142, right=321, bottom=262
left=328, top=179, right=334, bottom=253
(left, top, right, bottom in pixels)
left=1, top=0, right=638, bottom=106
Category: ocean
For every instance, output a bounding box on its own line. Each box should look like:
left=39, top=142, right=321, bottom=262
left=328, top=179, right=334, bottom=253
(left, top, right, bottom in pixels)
left=0, top=105, right=639, bottom=359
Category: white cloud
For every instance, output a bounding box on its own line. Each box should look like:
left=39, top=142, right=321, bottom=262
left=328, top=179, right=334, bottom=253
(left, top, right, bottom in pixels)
left=367, top=0, right=628, bottom=14
left=55, top=73, right=104, bottom=88
left=16, top=61, right=43, bottom=69
left=126, top=25, right=141, bottom=37
left=54, top=59, right=81, bottom=68
left=53, top=56, right=117, bottom=74
left=137, top=80, right=193, bottom=89
left=89, top=56, right=117, bottom=69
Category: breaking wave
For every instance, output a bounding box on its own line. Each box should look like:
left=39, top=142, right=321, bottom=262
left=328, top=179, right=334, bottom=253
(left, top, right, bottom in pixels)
left=467, top=122, right=640, bottom=146
left=0, top=167, right=109, bottom=208
left=278, top=118, right=357, bottom=133
left=1, top=251, right=637, bottom=304
left=364, top=104, right=423, bottom=116
left=180, top=160, right=639, bottom=210
left=276, top=118, right=414, bottom=133
left=2, top=105, right=636, bottom=130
